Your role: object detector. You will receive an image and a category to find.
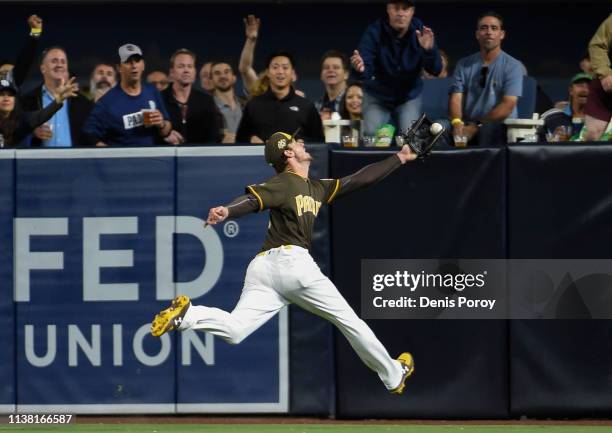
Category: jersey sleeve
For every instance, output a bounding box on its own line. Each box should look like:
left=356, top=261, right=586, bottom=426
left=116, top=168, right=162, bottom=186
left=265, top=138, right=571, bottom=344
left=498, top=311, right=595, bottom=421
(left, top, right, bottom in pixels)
left=245, top=175, right=287, bottom=211
left=319, top=178, right=341, bottom=205
left=328, top=154, right=402, bottom=202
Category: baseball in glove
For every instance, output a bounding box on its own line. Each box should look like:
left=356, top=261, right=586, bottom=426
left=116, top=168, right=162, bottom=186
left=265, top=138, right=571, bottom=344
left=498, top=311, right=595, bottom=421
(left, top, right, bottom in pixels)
left=397, top=113, right=445, bottom=158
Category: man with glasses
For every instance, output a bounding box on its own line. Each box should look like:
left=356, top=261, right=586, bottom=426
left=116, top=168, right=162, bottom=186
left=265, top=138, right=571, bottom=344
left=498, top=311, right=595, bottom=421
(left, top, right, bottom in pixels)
left=447, top=11, right=523, bottom=146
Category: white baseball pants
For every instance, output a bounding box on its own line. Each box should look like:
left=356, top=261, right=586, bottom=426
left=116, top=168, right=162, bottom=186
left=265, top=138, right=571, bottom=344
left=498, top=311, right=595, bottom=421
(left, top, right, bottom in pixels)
left=180, top=245, right=404, bottom=390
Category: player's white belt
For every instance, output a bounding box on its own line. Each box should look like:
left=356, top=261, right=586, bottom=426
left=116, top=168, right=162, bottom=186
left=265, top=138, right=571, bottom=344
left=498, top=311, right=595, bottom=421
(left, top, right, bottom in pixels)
left=256, top=245, right=293, bottom=257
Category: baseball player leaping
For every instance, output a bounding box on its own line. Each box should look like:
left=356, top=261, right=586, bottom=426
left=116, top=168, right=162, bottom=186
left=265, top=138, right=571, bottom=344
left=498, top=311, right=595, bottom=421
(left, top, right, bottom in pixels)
left=151, top=130, right=417, bottom=394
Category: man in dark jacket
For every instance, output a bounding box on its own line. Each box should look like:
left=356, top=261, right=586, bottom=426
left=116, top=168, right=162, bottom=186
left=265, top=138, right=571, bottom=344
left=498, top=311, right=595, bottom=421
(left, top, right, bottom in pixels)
left=161, top=49, right=221, bottom=144
left=236, top=52, right=323, bottom=143
left=351, top=1, right=442, bottom=135
left=21, top=46, right=93, bottom=147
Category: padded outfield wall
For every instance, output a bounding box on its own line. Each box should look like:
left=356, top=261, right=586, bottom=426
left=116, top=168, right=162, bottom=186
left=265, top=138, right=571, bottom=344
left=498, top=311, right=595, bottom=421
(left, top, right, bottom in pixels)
left=2, top=145, right=612, bottom=417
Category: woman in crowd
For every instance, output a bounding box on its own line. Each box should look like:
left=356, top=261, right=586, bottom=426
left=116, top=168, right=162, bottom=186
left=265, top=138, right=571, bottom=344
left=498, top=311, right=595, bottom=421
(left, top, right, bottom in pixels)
left=340, top=82, right=364, bottom=121
left=0, top=75, right=78, bottom=147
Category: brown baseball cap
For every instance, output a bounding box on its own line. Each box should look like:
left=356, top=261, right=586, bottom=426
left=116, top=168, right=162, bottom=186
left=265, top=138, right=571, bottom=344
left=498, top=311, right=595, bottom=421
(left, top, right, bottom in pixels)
left=265, top=131, right=295, bottom=173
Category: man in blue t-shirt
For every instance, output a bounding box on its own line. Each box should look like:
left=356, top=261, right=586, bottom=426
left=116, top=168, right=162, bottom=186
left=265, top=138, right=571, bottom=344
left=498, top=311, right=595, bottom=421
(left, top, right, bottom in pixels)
left=448, top=11, right=524, bottom=146
left=83, top=43, right=173, bottom=147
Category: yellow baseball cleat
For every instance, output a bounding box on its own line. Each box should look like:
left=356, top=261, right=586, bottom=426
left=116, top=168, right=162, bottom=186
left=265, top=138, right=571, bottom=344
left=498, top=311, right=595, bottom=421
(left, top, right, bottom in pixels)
left=150, top=295, right=191, bottom=337
left=390, top=352, right=415, bottom=395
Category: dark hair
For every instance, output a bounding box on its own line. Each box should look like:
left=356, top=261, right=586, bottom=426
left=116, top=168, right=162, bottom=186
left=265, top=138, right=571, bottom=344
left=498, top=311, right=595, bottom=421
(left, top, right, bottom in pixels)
left=477, top=11, right=504, bottom=29
left=265, top=51, right=296, bottom=70
left=476, top=11, right=504, bottom=29
left=339, top=81, right=363, bottom=120
left=0, top=97, right=21, bottom=147
left=210, top=60, right=236, bottom=74
left=93, top=62, right=115, bottom=69
left=320, top=50, right=349, bottom=71
left=387, top=1, right=415, bottom=7
left=91, top=62, right=116, bottom=76
left=40, top=46, right=68, bottom=64
left=170, top=48, right=197, bottom=69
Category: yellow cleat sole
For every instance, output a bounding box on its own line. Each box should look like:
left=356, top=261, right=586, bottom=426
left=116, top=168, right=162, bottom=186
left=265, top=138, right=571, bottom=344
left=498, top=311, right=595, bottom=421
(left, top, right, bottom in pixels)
left=390, top=352, right=415, bottom=395
left=150, top=295, right=191, bottom=337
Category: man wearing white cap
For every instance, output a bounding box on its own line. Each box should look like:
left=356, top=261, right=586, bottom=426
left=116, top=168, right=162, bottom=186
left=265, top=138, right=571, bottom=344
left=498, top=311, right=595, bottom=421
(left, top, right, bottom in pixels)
left=83, top=43, right=173, bottom=147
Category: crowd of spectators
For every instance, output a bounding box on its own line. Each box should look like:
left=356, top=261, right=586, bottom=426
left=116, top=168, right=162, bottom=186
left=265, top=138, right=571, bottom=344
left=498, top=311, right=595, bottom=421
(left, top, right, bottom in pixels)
left=1, top=3, right=611, bottom=149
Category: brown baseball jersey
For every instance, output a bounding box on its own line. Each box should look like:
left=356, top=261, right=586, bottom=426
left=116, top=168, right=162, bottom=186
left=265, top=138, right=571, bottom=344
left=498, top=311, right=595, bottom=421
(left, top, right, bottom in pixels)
left=246, top=170, right=340, bottom=251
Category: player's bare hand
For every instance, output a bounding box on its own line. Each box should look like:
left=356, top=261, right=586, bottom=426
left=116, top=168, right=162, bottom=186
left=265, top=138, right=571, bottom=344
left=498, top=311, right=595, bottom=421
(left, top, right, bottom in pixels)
left=244, top=15, right=260, bottom=40
left=28, top=14, right=42, bottom=31
left=397, top=145, right=417, bottom=164
left=351, top=50, right=365, bottom=73
left=206, top=206, right=229, bottom=226
left=415, top=26, right=435, bottom=51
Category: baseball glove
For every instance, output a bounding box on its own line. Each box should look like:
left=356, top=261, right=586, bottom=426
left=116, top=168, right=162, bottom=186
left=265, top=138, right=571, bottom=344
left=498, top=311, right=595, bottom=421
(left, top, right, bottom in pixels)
left=398, top=113, right=445, bottom=158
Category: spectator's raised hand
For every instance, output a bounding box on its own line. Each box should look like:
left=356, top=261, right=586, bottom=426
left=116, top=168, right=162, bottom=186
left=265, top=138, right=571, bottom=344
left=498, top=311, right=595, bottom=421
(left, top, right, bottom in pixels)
left=55, top=77, right=79, bottom=103
left=351, top=50, right=365, bottom=73
left=244, top=15, right=260, bottom=41
left=415, top=26, right=435, bottom=51
left=27, top=14, right=43, bottom=31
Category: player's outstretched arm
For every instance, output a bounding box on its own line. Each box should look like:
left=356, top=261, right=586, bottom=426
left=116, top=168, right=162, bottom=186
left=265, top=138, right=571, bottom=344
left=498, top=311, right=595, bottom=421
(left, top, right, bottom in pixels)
left=333, top=145, right=417, bottom=200
left=204, top=194, right=260, bottom=227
